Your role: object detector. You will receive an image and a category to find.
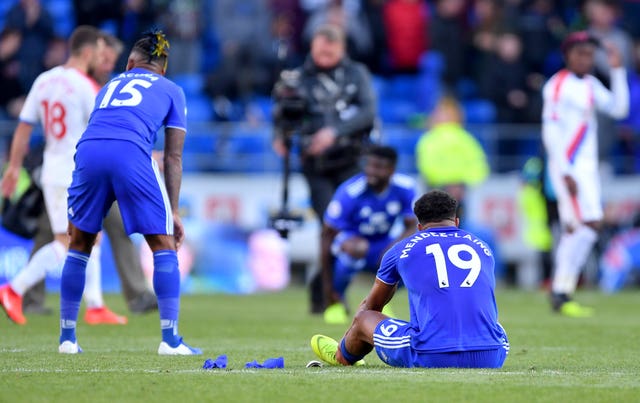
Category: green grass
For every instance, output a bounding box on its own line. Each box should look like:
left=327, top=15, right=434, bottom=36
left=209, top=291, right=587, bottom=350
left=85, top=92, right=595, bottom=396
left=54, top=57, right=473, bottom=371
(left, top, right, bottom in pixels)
left=1, top=283, right=639, bottom=403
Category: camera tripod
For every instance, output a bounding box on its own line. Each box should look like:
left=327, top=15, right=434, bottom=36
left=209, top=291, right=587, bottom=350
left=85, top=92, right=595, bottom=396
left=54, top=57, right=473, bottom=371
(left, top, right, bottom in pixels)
left=269, top=131, right=303, bottom=239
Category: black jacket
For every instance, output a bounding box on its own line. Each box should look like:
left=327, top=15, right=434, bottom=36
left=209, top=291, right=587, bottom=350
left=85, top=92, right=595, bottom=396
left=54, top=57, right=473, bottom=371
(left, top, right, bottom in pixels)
left=287, top=56, right=376, bottom=173
left=296, top=55, right=376, bottom=138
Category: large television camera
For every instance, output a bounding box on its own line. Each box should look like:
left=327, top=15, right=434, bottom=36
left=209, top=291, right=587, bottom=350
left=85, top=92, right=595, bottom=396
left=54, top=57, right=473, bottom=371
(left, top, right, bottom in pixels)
left=269, top=69, right=307, bottom=238
left=272, top=69, right=307, bottom=134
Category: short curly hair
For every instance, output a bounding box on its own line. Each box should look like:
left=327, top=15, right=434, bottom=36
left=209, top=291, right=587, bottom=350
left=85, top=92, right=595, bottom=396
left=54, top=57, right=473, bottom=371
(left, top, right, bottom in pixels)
left=413, top=190, right=458, bottom=225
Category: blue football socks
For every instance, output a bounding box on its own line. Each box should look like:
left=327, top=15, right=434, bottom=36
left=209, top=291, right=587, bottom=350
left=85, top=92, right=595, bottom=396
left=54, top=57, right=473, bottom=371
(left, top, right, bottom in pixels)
left=340, top=339, right=366, bottom=365
left=59, top=250, right=90, bottom=343
left=153, top=250, right=181, bottom=347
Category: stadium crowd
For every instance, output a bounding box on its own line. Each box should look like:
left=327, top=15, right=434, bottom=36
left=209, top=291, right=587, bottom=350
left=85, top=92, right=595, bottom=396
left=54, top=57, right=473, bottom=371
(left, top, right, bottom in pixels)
left=0, top=0, right=639, bottom=175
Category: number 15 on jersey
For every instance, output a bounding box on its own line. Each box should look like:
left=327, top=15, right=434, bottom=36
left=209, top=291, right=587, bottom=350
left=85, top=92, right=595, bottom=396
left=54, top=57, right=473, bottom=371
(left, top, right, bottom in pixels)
left=99, top=79, right=152, bottom=108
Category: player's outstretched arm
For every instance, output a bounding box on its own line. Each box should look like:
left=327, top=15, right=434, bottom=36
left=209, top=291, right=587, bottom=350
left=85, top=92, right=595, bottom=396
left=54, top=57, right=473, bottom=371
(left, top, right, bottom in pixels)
left=1, top=122, right=34, bottom=197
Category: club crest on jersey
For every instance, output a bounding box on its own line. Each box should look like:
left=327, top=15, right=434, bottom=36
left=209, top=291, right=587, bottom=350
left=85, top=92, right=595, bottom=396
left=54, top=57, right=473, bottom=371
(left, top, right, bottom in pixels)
left=359, top=206, right=372, bottom=218
left=386, top=201, right=401, bottom=216
left=326, top=200, right=341, bottom=218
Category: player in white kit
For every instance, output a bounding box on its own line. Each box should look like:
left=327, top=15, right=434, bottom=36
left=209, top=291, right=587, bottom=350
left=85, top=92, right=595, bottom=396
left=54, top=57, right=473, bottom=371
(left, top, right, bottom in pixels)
left=541, top=31, right=629, bottom=317
left=0, top=26, right=127, bottom=325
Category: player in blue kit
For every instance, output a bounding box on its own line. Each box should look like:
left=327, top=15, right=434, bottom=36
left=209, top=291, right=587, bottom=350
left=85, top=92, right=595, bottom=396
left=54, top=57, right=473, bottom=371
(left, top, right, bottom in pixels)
left=320, top=146, right=417, bottom=324
left=57, top=30, right=201, bottom=355
left=311, top=189, right=509, bottom=368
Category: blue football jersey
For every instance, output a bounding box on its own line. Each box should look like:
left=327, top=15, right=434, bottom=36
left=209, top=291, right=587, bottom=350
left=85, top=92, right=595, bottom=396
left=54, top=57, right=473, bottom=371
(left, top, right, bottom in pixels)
left=377, top=226, right=507, bottom=353
left=79, top=67, right=186, bottom=155
left=324, top=173, right=416, bottom=241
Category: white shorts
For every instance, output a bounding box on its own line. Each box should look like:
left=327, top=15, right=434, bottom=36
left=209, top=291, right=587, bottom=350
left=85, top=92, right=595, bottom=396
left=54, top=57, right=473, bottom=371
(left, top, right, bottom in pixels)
left=548, top=163, right=603, bottom=227
left=42, top=184, right=70, bottom=234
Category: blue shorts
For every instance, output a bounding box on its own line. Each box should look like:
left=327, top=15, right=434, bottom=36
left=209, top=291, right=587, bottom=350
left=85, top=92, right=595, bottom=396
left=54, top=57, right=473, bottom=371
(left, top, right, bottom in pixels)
left=67, top=139, right=173, bottom=236
left=373, top=318, right=509, bottom=368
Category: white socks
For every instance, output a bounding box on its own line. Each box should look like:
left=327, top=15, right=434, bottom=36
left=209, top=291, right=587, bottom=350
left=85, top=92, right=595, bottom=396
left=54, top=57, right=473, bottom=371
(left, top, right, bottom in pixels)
left=11, top=240, right=66, bottom=296
left=552, top=225, right=598, bottom=295
left=11, top=241, right=105, bottom=310
left=83, top=245, right=104, bottom=309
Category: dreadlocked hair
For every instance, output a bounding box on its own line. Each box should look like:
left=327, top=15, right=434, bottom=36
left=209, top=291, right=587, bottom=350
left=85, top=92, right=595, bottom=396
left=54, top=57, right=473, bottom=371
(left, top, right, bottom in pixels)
left=132, top=29, right=170, bottom=68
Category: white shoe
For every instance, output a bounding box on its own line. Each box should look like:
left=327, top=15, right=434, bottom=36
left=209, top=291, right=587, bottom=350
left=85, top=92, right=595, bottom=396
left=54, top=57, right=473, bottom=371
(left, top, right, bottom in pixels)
left=59, top=340, right=82, bottom=354
left=158, top=340, right=202, bottom=355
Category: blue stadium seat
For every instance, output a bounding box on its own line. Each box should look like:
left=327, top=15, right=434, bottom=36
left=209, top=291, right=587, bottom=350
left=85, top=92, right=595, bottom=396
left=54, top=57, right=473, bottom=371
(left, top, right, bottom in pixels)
left=219, top=127, right=274, bottom=172
left=378, top=99, right=419, bottom=124
left=98, top=19, right=118, bottom=36
left=456, top=78, right=479, bottom=100
left=182, top=125, right=218, bottom=171
left=249, top=96, right=274, bottom=122
left=381, top=126, right=420, bottom=174
left=371, top=75, right=388, bottom=100
left=228, top=127, right=270, bottom=153
left=418, top=51, right=444, bottom=75
left=388, top=75, right=419, bottom=101
left=186, top=95, right=213, bottom=121
left=463, top=99, right=497, bottom=124
left=416, top=74, right=440, bottom=114
left=0, top=1, right=17, bottom=31
left=172, top=73, right=205, bottom=97
left=382, top=127, right=421, bottom=155
left=44, top=0, right=75, bottom=37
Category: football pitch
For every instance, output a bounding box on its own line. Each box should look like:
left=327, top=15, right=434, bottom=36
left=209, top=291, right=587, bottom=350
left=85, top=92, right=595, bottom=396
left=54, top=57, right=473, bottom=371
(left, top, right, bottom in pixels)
left=1, top=283, right=639, bottom=403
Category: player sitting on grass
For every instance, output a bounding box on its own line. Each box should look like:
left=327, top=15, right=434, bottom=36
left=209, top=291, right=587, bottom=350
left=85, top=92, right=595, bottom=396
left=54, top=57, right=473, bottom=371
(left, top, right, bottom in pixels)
left=311, top=190, right=509, bottom=368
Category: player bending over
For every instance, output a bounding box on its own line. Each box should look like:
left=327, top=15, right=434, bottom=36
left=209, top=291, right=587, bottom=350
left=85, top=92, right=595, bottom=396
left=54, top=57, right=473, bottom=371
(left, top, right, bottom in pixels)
left=57, top=30, right=199, bottom=355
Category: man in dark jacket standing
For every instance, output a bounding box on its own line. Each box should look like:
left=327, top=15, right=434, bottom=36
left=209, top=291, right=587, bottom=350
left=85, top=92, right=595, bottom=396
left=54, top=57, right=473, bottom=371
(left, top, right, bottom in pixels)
left=272, top=24, right=376, bottom=314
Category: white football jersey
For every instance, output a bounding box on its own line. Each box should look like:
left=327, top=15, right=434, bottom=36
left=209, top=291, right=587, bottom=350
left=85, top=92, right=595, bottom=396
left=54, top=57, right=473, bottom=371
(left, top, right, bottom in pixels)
left=20, top=66, right=99, bottom=186
left=541, top=67, right=628, bottom=175
left=542, top=67, right=628, bottom=226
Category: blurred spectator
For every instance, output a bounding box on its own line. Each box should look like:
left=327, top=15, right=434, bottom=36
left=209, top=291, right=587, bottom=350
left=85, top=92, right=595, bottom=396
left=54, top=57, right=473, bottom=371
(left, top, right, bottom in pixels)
left=429, top=0, right=469, bottom=91
left=382, top=0, right=429, bottom=74
left=415, top=95, right=489, bottom=218
left=4, top=0, right=55, bottom=92
left=0, top=28, right=26, bottom=119
left=161, top=0, right=203, bottom=76
left=479, top=31, right=542, bottom=123
left=42, top=36, right=67, bottom=70
left=90, top=33, right=123, bottom=86
left=517, top=0, right=566, bottom=75
left=302, top=0, right=375, bottom=67
left=250, top=1, right=307, bottom=94
left=269, top=0, right=307, bottom=58
left=620, top=0, right=640, bottom=39
left=72, top=0, right=120, bottom=28
left=204, top=0, right=272, bottom=111
left=583, top=0, right=635, bottom=164
left=469, top=0, right=506, bottom=84
left=584, top=0, right=634, bottom=82
left=618, top=39, right=640, bottom=173
left=361, top=0, right=387, bottom=74
left=115, top=0, right=161, bottom=70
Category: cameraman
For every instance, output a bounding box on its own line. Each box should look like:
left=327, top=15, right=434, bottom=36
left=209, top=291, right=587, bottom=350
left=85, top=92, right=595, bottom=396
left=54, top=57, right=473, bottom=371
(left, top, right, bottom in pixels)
left=272, top=24, right=376, bottom=314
